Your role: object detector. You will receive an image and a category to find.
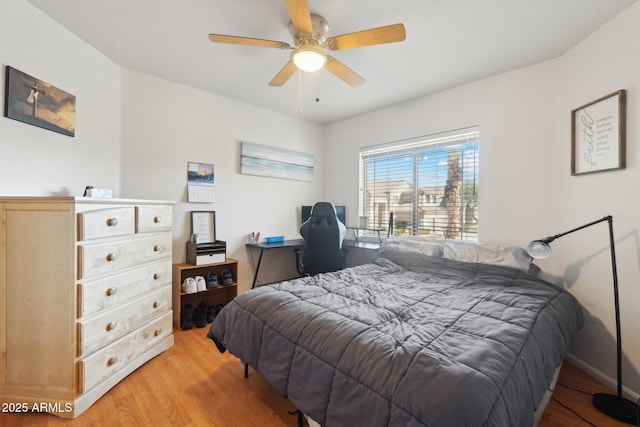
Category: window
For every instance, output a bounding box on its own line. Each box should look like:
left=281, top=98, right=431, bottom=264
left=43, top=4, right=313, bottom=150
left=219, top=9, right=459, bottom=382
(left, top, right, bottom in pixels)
left=359, top=127, right=479, bottom=240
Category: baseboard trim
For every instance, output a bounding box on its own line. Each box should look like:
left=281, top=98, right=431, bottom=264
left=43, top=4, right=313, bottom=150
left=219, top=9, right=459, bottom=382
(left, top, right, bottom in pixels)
left=566, top=354, right=640, bottom=402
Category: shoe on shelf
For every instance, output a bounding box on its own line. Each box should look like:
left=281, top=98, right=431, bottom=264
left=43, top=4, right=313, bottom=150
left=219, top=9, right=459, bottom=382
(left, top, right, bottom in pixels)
left=221, top=269, right=234, bottom=286
left=193, top=302, right=208, bottom=328
left=181, top=304, right=194, bottom=330
left=207, top=305, right=217, bottom=323
left=195, top=275, right=207, bottom=292
left=215, top=304, right=225, bottom=317
left=206, top=269, right=219, bottom=289
left=182, top=277, right=197, bottom=294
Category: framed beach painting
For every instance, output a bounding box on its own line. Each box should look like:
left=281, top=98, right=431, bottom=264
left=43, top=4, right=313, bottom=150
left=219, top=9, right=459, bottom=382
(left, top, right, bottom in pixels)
left=240, top=141, right=314, bottom=182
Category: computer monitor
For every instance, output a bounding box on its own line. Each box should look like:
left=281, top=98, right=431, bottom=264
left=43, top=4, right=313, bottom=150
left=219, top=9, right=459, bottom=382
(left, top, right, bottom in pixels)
left=302, top=204, right=346, bottom=225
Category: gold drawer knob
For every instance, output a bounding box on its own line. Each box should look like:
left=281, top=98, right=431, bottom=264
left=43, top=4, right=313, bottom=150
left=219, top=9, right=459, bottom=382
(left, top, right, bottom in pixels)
left=153, top=300, right=160, bottom=309
left=106, top=218, right=118, bottom=227
left=153, top=273, right=160, bottom=280
left=153, top=245, right=163, bottom=252
left=106, top=287, right=117, bottom=296
left=154, top=328, right=162, bottom=337
left=106, top=253, right=118, bottom=262
left=153, top=216, right=161, bottom=223
left=107, top=356, right=118, bottom=367
left=106, top=321, right=117, bottom=331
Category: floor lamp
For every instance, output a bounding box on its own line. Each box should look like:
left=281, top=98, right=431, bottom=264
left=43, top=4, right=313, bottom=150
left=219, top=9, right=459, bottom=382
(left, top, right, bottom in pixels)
left=526, top=215, right=639, bottom=425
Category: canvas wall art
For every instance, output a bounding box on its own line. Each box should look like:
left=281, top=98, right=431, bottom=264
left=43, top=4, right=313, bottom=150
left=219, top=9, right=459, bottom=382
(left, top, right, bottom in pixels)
left=4, top=66, right=76, bottom=137
left=571, top=89, right=626, bottom=176
left=240, top=141, right=314, bottom=182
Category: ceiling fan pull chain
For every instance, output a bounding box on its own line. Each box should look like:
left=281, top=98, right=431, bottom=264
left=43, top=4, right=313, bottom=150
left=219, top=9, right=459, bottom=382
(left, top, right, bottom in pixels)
left=298, top=71, right=303, bottom=114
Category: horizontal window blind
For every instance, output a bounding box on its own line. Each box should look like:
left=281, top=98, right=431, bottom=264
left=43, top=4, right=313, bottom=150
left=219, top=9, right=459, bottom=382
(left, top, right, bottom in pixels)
left=359, top=127, right=479, bottom=240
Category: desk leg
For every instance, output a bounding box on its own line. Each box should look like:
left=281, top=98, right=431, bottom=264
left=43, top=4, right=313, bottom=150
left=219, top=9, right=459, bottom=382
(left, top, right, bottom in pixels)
left=251, top=248, right=265, bottom=289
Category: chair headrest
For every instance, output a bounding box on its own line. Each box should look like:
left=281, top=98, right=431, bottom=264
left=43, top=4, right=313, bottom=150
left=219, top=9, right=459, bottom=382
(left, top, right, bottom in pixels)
left=310, top=202, right=337, bottom=217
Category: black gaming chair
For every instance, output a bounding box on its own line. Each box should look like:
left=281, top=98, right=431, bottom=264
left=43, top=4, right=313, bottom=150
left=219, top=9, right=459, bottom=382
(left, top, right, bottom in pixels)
left=296, top=202, right=346, bottom=276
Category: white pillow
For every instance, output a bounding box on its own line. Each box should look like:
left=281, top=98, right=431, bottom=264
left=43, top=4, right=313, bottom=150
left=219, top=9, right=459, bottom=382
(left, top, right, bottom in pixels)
left=442, top=240, right=532, bottom=272
left=382, top=236, right=445, bottom=257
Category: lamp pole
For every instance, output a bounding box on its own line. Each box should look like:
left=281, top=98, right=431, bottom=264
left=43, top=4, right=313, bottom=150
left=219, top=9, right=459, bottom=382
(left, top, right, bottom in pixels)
left=527, top=216, right=639, bottom=424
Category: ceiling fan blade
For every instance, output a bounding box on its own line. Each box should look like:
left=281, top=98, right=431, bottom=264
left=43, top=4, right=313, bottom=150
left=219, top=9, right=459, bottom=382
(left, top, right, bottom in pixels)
left=285, top=0, right=313, bottom=34
left=326, top=23, right=406, bottom=51
left=268, top=61, right=298, bottom=86
left=208, top=34, right=291, bottom=49
left=324, top=56, right=365, bottom=87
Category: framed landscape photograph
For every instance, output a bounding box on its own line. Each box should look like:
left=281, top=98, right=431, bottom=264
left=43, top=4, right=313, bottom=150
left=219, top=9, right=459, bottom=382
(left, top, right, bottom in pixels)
left=571, top=90, right=626, bottom=175
left=4, top=66, right=76, bottom=137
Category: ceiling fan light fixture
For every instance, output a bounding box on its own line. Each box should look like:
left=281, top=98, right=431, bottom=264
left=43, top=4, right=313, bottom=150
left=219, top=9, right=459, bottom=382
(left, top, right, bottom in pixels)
left=292, top=45, right=326, bottom=72
left=209, top=3, right=405, bottom=87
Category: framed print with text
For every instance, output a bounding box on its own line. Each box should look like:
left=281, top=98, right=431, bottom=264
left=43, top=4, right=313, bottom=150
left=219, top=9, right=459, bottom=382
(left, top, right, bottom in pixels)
left=190, top=211, right=216, bottom=244
left=571, top=90, right=626, bottom=175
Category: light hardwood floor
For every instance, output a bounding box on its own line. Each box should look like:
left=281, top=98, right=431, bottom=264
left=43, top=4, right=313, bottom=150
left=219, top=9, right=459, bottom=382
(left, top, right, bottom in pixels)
left=1, top=327, right=636, bottom=426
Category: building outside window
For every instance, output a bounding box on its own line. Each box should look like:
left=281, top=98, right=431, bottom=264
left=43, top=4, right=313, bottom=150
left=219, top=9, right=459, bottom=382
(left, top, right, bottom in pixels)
left=359, top=127, right=479, bottom=241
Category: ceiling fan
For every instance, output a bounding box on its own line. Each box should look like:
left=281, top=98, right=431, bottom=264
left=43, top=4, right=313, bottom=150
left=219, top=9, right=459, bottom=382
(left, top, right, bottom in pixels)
left=208, top=0, right=406, bottom=88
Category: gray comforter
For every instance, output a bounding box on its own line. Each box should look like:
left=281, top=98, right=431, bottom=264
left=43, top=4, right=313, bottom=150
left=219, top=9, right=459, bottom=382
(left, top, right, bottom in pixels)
left=207, top=253, right=583, bottom=427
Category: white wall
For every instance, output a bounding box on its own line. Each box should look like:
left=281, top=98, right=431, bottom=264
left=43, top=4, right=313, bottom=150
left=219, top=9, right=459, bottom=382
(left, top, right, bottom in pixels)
left=0, top=0, right=122, bottom=197
left=325, top=61, right=560, bottom=236
left=4, top=0, right=640, bottom=401
left=0, top=1, right=324, bottom=294
left=325, top=1, right=640, bottom=398
left=119, top=69, right=325, bottom=291
left=553, top=1, right=640, bottom=398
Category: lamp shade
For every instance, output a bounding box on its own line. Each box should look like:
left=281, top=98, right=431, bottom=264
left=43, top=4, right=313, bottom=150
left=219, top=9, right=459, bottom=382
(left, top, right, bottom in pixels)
left=526, top=240, right=551, bottom=259
left=292, top=45, right=326, bottom=72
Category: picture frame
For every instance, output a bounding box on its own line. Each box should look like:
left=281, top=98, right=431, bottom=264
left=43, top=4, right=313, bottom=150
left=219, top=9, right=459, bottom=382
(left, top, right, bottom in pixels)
left=571, top=90, right=626, bottom=175
left=4, top=66, right=76, bottom=137
left=240, top=141, right=314, bottom=182
left=190, top=211, right=216, bottom=244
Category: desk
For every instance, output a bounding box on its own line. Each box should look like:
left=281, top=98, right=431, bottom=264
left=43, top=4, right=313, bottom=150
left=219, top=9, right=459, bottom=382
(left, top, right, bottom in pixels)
left=246, top=239, right=379, bottom=289
left=346, top=226, right=386, bottom=243
left=246, top=240, right=304, bottom=289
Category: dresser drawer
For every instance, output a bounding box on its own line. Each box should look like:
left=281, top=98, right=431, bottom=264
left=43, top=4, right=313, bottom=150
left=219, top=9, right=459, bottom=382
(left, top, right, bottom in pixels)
left=77, top=286, right=171, bottom=355
left=78, top=260, right=171, bottom=318
left=79, top=311, right=172, bottom=393
left=77, top=207, right=136, bottom=241
left=136, top=205, right=172, bottom=233
left=78, top=233, right=171, bottom=279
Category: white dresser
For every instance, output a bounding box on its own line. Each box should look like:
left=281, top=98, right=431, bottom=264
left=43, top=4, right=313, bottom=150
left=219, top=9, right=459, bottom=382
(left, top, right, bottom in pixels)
left=0, top=197, right=174, bottom=418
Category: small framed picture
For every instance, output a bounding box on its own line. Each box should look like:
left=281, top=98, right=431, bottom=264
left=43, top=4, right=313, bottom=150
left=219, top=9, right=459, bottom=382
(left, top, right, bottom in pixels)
left=190, top=211, right=216, bottom=243
left=571, top=90, right=626, bottom=175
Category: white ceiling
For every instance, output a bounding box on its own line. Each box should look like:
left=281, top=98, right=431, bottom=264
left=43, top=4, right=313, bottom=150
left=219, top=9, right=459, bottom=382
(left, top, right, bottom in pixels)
left=26, top=0, right=637, bottom=125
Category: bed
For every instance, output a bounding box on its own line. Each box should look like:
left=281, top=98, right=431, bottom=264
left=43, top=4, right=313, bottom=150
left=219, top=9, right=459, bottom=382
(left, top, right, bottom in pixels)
left=207, top=237, right=584, bottom=426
